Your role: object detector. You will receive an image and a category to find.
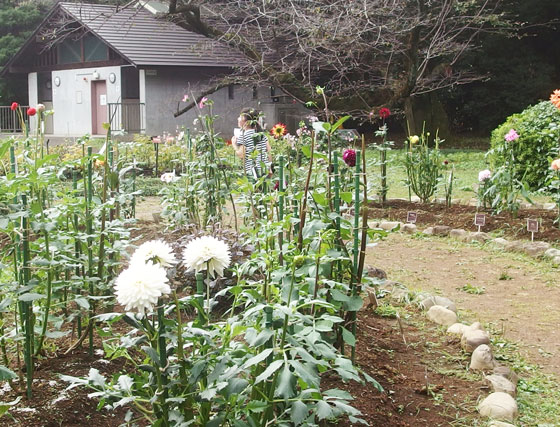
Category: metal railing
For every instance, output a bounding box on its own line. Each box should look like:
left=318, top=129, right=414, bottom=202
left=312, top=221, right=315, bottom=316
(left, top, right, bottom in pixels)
left=108, top=102, right=145, bottom=133
left=0, top=105, right=30, bottom=133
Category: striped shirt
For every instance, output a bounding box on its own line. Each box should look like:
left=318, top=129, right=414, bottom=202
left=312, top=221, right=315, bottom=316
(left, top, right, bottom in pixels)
left=240, top=129, right=268, bottom=178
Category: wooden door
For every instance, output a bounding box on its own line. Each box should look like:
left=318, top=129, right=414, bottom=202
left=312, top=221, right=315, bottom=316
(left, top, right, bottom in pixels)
left=91, top=80, right=107, bottom=134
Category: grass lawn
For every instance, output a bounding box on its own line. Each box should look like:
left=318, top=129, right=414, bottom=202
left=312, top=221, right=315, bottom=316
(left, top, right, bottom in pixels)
left=365, top=148, right=552, bottom=205
left=135, top=146, right=555, bottom=206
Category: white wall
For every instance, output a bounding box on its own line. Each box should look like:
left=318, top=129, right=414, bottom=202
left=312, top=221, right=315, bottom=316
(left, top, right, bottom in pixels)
left=27, top=72, right=38, bottom=130
left=51, top=65, right=122, bottom=135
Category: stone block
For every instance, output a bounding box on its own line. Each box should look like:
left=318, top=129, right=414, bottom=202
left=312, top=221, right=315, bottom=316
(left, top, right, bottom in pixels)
left=478, top=392, right=518, bottom=422
left=427, top=305, right=457, bottom=326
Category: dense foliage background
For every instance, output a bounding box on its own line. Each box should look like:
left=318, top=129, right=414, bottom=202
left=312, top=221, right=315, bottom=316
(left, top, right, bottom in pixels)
left=444, top=0, right=560, bottom=134
left=0, top=0, right=558, bottom=136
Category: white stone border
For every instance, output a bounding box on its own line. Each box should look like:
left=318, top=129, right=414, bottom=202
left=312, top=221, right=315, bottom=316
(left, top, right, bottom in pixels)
left=369, top=220, right=560, bottom=265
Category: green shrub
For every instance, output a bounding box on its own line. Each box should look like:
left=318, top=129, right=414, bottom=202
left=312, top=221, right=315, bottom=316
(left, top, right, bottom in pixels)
left=489, top=101, right=560, bottom=190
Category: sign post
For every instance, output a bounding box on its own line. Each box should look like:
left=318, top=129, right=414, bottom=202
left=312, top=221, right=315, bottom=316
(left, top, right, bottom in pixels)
left=407, top=211, right=417, bottom=224
left=527, top=219, right=539, bottom=242
left=474, top=213, right=486, bottom=232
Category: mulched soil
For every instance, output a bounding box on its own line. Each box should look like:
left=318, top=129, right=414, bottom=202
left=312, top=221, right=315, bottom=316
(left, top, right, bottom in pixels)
left=368, top=199, right=560, bottom=244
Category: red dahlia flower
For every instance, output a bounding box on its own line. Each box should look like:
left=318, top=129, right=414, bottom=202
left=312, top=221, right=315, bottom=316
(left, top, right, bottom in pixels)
left=27, top=107, right=36, bottom=117
left=343, top=149, right=356, bottom=167
left=379, top=107, right=391, bottom=119
left=10, top=102, right=18, bottom=111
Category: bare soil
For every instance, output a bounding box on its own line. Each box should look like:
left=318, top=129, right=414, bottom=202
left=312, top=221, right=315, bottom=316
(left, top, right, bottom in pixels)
left=368, top=199, right=560, bottom=244
left=367, top=233, right=560, bottom=378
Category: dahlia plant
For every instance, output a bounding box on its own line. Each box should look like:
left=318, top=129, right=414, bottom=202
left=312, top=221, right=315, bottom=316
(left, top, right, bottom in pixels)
left=485, top=128, right=532, bottom=216
left=403, top=129, right=443, bottom=203
left=477, top=169, right=493, bottom=210
left=547, top=154, right=560, bottom=226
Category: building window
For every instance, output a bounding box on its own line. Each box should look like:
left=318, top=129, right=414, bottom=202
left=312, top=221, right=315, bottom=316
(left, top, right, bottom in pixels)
left=58, top=38, right=82, bottom=64
left=228, top=84, right=234, bottom=100
left=57, top=33, right=108, bottom=64
left=84, top=34, right=108, bottom=62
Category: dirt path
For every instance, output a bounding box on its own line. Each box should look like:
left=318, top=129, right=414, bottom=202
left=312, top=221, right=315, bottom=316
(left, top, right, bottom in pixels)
left=366, top=233, right=560, bottom=378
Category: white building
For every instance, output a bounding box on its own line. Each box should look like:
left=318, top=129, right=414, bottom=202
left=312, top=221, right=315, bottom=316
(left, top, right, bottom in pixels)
left=2, top=1, right=305, bottom=137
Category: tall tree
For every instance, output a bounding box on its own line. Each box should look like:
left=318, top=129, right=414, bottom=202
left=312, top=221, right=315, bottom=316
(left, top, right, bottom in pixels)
left=167, top=0, right=505, bottom=131
left=0, top=1, right=52, bottom=103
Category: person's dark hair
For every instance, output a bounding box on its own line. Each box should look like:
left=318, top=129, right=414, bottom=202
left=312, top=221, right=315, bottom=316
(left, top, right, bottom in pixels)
left=240, top=108, right=262, bottom=132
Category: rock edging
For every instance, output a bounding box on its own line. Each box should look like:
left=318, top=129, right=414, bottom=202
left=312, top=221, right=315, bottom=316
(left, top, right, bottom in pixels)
left=369, top=219, right=560, bottom=265
left=417, top=294, right=520, bottom=424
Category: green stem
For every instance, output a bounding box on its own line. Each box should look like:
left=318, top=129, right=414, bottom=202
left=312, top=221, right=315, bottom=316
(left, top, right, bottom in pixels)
left=21, top=195, right=33, bottom=399
left=72, top=170, right=83, bottom=337
left=195, top=273, right=206, bottom=325
left=157, top=303, right=169, bottom=425
left=35, top=192, right=53, bottom=356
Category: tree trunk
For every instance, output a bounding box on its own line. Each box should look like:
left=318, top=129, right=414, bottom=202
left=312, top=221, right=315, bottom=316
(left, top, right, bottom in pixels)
left=403, top=94, right=451, bottom=142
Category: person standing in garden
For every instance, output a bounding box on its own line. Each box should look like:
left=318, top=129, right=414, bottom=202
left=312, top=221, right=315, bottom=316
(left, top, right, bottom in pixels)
left=231, top=108, right=271, bottom=179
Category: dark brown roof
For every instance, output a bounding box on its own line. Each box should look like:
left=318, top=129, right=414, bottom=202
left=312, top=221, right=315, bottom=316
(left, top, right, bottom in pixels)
left=58, top=2, right=238, bottom=67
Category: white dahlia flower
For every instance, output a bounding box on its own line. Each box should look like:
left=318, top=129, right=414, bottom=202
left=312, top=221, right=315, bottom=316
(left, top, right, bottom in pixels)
left=130, top=239, right=177, bottom=268
left=115, top=262, right=170, bottom=315
left=182, top=236, right=231, bottom=278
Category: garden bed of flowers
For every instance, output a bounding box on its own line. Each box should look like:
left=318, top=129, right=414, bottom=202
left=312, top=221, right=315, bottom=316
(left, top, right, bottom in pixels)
left=1, top=89, right=559, bottom=426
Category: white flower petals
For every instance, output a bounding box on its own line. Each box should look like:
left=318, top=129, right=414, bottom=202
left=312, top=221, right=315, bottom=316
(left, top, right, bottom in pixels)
left=114, top=262, right=170, bottom=315
left=183, top=236, right=231, bottom=278
left=130, top=239, right=177, bottom=268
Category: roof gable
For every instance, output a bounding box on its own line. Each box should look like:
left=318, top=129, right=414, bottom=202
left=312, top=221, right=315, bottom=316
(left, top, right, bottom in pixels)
left=58, top=2, right=237, bottom=67
left=2, top=1, right=238, bottom=75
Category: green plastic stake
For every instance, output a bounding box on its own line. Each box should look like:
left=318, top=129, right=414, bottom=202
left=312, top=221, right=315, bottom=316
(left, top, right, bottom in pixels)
left=278, top=155, right=284, bottom=265
left=154, top=141, right=160, bottom=177
left=333, top=151, right=341, bottom=235
left=9, top=146, right=20, bottom=283
left=86, top=147, right=94, bottom=356
left=292, top=199, right=299, bottom=239
left=350, top=150, right=361, bottom=362
left=380, top=147, right=387, bottom=205
left=186, top=128, right=192, bottom=162
left=132, top=158, right=137, bottom=218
